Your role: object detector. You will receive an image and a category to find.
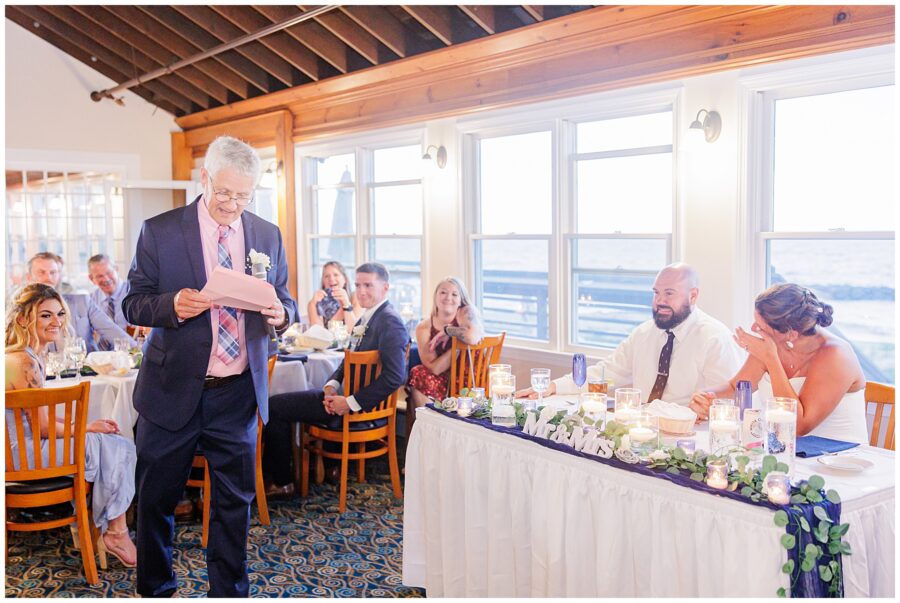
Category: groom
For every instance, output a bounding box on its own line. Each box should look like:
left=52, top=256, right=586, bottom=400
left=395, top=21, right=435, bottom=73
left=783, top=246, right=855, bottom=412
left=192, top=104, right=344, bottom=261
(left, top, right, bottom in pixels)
left=123, top=136, right=297, bottom=597
left=262, top=262, right=408, bottom=495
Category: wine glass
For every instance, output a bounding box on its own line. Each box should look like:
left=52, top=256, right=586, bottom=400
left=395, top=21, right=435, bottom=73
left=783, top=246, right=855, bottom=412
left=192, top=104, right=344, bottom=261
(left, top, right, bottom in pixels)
left=572, top=353, right=586, bottom=388
left=65, top=337, right=87, bottom=382
left=530, top=368, right=551, bottom=409
left=46, top=351, right=67, bottom=380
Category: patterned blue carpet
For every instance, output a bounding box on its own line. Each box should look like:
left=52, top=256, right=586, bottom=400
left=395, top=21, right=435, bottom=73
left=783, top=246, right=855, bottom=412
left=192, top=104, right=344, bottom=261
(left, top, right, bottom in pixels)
left=6, top=467, right=424, bottom=598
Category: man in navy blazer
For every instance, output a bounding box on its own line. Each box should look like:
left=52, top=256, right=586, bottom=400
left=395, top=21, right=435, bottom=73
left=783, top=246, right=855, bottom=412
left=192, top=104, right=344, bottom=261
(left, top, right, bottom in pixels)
left=261, top=262, right=408, bottom=494
left=123, top=136, right=296, bottom=597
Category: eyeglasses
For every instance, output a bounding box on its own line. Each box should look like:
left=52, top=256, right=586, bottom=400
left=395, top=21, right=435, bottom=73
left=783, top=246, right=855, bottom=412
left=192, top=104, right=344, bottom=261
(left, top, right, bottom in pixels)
left=210, top=186, right=254, bottom=206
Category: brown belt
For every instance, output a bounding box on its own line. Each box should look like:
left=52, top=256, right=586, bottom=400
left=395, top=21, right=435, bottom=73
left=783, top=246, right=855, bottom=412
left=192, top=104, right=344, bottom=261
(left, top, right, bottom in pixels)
left=203, top=371, right=248, bottom=390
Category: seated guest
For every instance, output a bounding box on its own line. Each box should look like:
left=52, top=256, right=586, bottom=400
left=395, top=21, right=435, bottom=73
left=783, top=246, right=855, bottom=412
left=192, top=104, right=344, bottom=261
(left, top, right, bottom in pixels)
left=690, top=284, right=868, bottom=443
left=87, top=254, right=138, bottom=344
left=25, top=251, right=134, bottom=353
left=5, top=283, right=137, bottom=567
left=306, top=261, right=361, bottom=327
left=408, top=277, right=484, bottom=408
left=517, top=263, right=742, bottom=405
left=263, top=262, right=409, bottom=496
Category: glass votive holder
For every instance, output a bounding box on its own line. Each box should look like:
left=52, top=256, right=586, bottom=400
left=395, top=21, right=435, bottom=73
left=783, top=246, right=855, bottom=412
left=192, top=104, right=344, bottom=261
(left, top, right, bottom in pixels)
left=709, top=403, right=741, bottom=455
left=676, top=439, right=696, bottom=455
left=706, top=459, right=729, bottom=489
left=614, top=388, right=642, bottom=424
left=579, top=393, right=607, bottom=430
left=628, top=412, right=659, bottom=459
left=489, top=363, right=512, bottom=377
left=491, top=374, right=516, bottom=426
left=457, top=396, right=474, bottom=418
left=764, top=471, right=791, bottom=505
left=765, top=397, right=798, bottom=476
left=470, top=387, right=486, bottom=405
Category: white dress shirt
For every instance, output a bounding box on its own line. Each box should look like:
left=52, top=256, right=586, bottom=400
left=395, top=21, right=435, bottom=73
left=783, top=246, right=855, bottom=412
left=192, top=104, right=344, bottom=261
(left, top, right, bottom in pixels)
left=553, top=307, right=744, bottom=405
left=325, top=298, right=389, bottom=412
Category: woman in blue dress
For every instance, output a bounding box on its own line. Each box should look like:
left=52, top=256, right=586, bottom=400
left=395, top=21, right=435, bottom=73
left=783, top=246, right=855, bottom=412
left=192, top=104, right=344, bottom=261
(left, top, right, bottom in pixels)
left=5, top=283, right=137, bottom=567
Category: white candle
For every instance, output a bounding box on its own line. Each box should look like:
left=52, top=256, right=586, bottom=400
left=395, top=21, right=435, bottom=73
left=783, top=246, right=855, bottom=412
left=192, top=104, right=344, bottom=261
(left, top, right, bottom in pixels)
left=767, top=485, right=790, bottom=505
left=709, top=420, right=740, bottom=433
left=616, top=408, right=639, bottom=423
left=492, top=384, right=515, bottom=396
left=766, top=409, right=795, bottom=423
left=707, top=476, right=728, bottom=489
left=581, top=400, right=605, bottom=414
left=629, top=426, right=656, bottom=442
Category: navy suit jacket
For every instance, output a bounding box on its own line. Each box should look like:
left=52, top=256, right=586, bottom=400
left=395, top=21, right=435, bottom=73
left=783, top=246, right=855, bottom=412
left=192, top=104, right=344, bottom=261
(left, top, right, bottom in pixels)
left=330, top=301, right=409, bottom=412
left=123, top=199, right=297, bottom=431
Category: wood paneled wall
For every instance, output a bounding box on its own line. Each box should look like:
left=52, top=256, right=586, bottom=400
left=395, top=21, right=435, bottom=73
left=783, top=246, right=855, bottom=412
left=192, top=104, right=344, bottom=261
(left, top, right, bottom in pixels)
left=171, top=4, right=894, bottom=299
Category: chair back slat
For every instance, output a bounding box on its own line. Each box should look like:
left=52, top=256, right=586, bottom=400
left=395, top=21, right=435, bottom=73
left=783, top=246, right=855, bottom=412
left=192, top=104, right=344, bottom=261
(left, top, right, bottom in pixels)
left=865, top=381, right=895, bottom=451
left=449, top=332, right=507, bottom=397
left=341, top=347, right=407, bottom=421
left=47, top=402, right=57, bottom=469
left=5, top=382, right=90, bottom=479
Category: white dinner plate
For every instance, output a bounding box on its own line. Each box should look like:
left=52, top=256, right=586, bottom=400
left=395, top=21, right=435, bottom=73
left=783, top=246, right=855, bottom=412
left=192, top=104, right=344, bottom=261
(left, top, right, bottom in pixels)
left=816, top=455, right=874, bottom=472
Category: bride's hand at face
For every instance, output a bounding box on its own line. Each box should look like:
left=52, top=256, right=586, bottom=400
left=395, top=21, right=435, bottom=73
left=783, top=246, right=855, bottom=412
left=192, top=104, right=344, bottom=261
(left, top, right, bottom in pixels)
left=734, top=326, right=778, bottom=365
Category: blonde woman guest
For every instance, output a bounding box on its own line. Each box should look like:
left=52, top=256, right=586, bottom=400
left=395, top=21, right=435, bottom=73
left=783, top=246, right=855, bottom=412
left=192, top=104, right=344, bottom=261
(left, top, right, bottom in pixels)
left=5, top=283, right=137, bottom=567
left=690, top=284, right=868, bottom=444
left=408, top=277, right=484, bottom=408
left=306, top=261, right=361, bottom=327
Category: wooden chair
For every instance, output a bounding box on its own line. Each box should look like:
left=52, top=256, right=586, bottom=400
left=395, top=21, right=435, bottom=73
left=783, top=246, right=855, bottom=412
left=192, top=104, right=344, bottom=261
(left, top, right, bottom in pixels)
left=5, top=382, right=99, bottom=585
left=189, top=355, right=276, bottom=547
left=449, top=332, right=506, bottom=397
left=299, top=348, right=404, bottom=513
left=866, top=381, right=895, bottom=450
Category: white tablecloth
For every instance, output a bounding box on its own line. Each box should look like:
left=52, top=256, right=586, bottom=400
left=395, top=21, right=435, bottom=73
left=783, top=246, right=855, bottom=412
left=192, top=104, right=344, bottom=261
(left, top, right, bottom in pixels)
left=45, top=373, right=139, bottom=442
left=402, top=406, right=895, bottom=597
left=270, top=351, right=344, bottom=395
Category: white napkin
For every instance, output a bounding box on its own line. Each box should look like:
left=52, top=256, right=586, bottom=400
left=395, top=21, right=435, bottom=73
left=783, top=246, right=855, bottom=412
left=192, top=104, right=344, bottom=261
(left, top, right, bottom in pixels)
left=645, top=399, right=697, bottom=422
left=298, top=324, right=335, bottom=350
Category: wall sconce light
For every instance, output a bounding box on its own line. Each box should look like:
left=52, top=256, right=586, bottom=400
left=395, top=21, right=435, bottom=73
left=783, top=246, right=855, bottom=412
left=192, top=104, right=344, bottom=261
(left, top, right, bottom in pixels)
left=422, top=144, right=447, bottom=169
left=689, top=109, right=722, bottom=143
left=259, top=160, right=277, bottom=189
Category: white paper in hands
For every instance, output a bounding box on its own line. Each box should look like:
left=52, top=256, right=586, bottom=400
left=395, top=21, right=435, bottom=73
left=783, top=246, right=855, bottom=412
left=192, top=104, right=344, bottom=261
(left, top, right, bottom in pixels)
left=201, top=266, right=277, bottom=312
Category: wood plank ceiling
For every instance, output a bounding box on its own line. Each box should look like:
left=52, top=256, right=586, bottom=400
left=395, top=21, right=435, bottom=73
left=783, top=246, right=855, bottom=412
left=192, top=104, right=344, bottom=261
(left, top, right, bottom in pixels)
left=6, top=5, right=591, bottom=117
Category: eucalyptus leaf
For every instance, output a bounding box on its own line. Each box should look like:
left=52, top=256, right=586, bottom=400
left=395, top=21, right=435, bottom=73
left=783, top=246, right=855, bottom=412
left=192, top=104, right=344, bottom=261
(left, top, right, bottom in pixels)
left=782, top=559, right=795, bottom=574
left=798, top=516, right=810, bottom=533
left=773, top=510, right=789, bottom=527
left=790, top=494, right=807, bottom=504
left=751, top=494, right=760, bottom=502
left=800, top=557, right=815, bottom=573
left=804, top=543, right=819, bottom=558
left=813, top=506, right=831, bottom=523
left=780, top=533, right=795, bottom=549
left=807, top=490, right=823, bottom=503
left=826, top=489, right=841, bottom=504
left=819, top=564, right=833, bottom=582
left=830, top=523, right=850, bottom=538
left=741, top=486, right=754, bottom=497
left=672, top=447, right=686, bottom=461
left=666, top=467, right=681, bottom=475
left=839, top=541, right=852, bottom=555
left=777, top=587, right=786, bottom=598
left=775, top=462, right=790, bottom=474
left=690, top=472, right=704, bottom=482
left=727, top=480, right=739, bottom=492
left=807, top=475, right=825, bottom=491
left=828, top=541, right=841, bottom=555
left=762, top=455, right=777, bottom=473
left=814, top=524, right=829, bottom=544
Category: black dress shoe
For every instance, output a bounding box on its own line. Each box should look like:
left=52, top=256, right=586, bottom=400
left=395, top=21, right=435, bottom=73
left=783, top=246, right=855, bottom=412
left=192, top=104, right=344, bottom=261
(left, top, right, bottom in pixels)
left=174, top=499, right=194, bottom=523
left=264, top=482, right=295, bottom=500
left=325, top=464, right=341, bottom=485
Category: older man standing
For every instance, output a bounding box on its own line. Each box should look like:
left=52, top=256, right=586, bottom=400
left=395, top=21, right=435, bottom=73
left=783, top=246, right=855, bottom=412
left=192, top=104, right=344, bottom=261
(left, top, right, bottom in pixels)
left=22, top=251, right=133, bottom=352
left=517, top=263, right=742, bottom=406
left=124, top=136, right=297, bottom=597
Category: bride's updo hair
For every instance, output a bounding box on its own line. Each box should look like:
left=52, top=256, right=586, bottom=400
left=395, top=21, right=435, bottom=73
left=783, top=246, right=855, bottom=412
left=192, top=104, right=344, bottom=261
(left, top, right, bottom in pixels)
left=755, top=283, right=834, bottom=336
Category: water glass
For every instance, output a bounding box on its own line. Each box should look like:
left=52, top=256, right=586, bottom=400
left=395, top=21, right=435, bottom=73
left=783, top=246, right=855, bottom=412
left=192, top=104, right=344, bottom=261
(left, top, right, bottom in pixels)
left=628, top=412, right=659, bottom=459
left=713, top=398, right=735, bottom=407
left=530, top=368, right=551, bottom=409
left=579, top=392, right=607, bottom=430
left=765, top=397, right=798, bottom=476
left=46, top=351, right=67, bottom=379
left=114, top=337, right=130, bottom=353
left=491, top=374, right=516, bottom=426
left=614, top=388, right=642, bottom=424
left=488, top=364, right=512, bottom=396
left=65, top=337, right=87, bottom=381
left=709, top=403, right=741, bottom=455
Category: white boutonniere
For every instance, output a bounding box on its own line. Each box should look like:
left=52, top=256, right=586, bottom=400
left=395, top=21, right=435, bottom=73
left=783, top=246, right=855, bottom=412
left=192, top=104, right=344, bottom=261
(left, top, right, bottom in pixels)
left=352, top=325, right=367, bottom=339
left=246, top=249, right=272, bottom=271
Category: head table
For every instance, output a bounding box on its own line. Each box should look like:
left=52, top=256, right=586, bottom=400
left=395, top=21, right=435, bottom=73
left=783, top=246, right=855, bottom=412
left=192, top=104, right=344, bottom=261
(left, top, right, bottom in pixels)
left=402, top=396, right=895, bottom=597
left=42, top=350, right=345, bottom=442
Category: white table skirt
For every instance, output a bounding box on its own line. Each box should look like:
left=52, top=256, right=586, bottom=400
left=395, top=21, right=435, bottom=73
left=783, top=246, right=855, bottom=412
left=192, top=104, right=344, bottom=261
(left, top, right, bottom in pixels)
left=45, top=373, right=139, bottom=442
left=402, top=407, right=895, bottom=597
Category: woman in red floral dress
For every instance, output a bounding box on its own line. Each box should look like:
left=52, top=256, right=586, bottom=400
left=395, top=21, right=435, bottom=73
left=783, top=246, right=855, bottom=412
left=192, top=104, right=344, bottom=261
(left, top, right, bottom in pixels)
left=408, top=277, right=483, bottom=408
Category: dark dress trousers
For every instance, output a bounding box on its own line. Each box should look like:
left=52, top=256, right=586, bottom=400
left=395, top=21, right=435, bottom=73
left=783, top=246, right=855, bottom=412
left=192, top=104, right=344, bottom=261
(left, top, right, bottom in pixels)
left=263, top=301, right=409, bottom=486
left=123, top=198, right=297, bottom=597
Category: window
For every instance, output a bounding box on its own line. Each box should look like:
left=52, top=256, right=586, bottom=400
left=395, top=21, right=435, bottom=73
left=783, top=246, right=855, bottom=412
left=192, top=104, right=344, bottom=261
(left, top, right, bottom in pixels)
left=757, top=82, right=894, bottom=382
left=466, top=98, right=675, bottom=351
left=5, top=169, right=126, bottom=290
left=302, top=141, right=424, bottom=317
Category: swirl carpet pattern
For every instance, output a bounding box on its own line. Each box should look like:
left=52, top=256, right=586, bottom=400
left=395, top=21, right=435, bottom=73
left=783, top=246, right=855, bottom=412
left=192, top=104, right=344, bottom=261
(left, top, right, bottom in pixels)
left=6, top=463, right=424, bottom=598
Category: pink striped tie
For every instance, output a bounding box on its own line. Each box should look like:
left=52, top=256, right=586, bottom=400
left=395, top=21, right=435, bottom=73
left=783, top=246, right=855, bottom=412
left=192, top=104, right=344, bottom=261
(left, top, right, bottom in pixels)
left=215, top=225, right=240, bottom=364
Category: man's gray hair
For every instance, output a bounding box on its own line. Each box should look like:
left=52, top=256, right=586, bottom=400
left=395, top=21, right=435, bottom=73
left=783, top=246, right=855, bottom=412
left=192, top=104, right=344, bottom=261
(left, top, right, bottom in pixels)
left=27, top=251, right=62, bottom=274
left=87, top=253, right=114, bottom=268
left=356, top=262, right=390, bottom=283
left=204, top=136, right=261, bottom=185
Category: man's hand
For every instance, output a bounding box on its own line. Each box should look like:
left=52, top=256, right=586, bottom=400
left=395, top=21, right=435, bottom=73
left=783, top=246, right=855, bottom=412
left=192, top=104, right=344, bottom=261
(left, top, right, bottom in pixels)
left=323, top=395, right=351, bottom=416
left=323, top=384, right=337, bottom=396
left=689, top=391, right=715, bottom=421
left=515, top=382, right=557, bottom=399
left=261, top=298, right=286, bottom=328
left=174, top=288, right=211, bottom=320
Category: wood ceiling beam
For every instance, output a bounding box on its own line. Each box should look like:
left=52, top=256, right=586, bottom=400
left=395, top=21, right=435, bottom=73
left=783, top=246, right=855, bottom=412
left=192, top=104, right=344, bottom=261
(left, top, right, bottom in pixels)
left=401, top=5, right=455, bottom=46
left=140, top=5, right=270, bottom=95
left=60, top=6, right=215, bottom=109
left=521, top=6, right=545, bottom=23
left=460, top=6, right=497, bottom=35
left=127, top=5, right=252, bottom=100
left=8, top=6, right=191, bottom=115
left=209, top=5, right=320, bottom=81
left=299, top=5, right=383, bottom=66
left=171, top=5, right=295, bottom=88
left=339, top=6, right=409, bottom=58
left=252, top=5, right=348, bottom=74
